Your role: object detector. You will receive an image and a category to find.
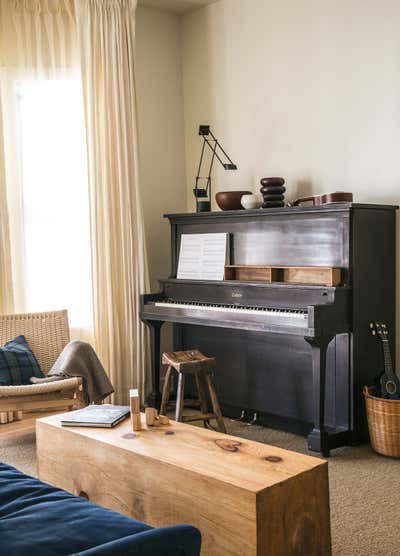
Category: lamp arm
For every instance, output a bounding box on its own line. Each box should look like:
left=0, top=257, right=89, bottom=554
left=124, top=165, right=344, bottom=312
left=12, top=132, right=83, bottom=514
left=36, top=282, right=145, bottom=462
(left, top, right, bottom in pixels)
left=204, top=136, right=236, bottom=169
left=215, top=141, right=236, bottom=167
left=207, top=129, right=234, bottom=163
left=203, top=138, right=224, bottom=169
left=205, top=139, right=219, bottom=189
left=195, top=139, right=207, bottom=185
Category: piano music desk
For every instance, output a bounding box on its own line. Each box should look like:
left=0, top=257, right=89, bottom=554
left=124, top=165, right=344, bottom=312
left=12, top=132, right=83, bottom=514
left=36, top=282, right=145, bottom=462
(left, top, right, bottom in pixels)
left=37, top=413, right=331, bottom=556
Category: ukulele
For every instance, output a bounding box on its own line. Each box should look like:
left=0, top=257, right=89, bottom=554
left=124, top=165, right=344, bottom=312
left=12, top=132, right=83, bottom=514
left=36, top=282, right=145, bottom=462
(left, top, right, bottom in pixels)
left=370, top=321, right=400, bottom=399
left=291, top=191, right=353, bottom=206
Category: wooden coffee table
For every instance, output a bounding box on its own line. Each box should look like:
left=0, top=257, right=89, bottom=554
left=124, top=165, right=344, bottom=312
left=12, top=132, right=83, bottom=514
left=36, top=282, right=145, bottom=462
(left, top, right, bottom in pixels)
left=36, top=414, right=331, bottom=556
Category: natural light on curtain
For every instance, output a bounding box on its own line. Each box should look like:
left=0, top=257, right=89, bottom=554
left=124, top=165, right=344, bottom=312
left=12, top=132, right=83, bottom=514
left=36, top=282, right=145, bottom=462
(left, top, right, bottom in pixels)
left=0, top=0, right=93, bottom=340
left=16, top=79, right=92, bottom=335
left=1, top=0, right=148, bottom=400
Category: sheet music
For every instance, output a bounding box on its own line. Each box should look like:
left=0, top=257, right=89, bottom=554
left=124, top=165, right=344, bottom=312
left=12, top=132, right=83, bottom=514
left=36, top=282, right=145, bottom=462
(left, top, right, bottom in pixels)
left=177, top=233, right=228, bottom=281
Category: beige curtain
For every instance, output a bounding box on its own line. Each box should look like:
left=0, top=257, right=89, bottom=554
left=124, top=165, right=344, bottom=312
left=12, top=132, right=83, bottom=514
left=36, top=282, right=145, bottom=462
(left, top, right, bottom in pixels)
left=0, top=0, right=78, bottom=318
left=0, top=0, right=149, bottom=402
left=1, top=0, right=77, bottom=79
left=0, top=0, right=92, bottom=338
left=0, top=100, right=14, bottom=314
left=75, top=0, right=149, bottom=404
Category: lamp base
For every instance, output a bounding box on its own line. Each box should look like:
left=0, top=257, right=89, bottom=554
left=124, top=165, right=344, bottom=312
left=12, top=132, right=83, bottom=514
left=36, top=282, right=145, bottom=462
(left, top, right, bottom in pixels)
left=196, top=200, right=211, bottom=212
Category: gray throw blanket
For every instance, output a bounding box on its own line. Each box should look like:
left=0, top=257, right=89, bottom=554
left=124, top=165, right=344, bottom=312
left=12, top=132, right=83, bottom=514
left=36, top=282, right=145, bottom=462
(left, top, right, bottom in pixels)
left=30, top=341, right=114, bottom=404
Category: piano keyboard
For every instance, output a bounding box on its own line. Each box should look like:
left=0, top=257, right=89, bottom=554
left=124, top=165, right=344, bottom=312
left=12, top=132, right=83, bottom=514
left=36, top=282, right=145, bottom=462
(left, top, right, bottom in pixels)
left=155, top=300, right=308, bottom=320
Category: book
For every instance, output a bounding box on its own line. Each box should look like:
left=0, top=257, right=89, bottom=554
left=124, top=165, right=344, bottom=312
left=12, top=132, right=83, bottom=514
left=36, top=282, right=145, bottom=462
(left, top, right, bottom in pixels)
left=60, top=404, right=130, bottom=428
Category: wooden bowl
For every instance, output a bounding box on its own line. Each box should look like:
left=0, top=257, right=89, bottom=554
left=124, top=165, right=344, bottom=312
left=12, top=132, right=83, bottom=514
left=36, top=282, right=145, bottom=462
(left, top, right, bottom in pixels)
left=215, top=191, right=252, bottom=211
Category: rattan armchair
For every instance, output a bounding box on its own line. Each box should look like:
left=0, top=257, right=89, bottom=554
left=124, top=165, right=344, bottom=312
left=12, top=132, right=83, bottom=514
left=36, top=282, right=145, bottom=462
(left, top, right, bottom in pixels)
left=0, top=310, right=84, bottom=437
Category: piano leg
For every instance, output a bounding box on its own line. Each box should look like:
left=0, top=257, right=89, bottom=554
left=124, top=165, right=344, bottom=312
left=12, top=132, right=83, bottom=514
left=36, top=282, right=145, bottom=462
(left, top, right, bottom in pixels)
left=305, top=335, right=333, bottom=457
left=143, top=320, right=164, bottom=409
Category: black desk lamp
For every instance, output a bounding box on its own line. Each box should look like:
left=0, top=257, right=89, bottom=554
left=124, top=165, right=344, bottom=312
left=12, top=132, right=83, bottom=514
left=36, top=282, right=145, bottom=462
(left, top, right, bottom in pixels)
left=193, top=125, right=237, bottom=212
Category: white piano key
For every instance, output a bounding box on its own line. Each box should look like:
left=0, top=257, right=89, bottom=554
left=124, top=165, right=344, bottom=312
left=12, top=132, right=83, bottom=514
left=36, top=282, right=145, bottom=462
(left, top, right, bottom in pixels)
left=155, top=301, right=308, bottom=320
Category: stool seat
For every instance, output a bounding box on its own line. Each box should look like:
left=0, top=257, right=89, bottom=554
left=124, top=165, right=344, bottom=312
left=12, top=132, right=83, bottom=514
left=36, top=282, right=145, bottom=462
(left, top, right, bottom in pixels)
left=160, top=349, right=226, bottom=433
left=162, top=350, right=216, bottom=373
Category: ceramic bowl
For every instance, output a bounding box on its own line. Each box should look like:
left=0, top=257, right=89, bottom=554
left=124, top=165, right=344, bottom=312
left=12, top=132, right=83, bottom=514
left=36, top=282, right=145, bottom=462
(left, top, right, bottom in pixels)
left=241, top=194, right=263, bottom=210
left=215, top=190, right=252, bottom=211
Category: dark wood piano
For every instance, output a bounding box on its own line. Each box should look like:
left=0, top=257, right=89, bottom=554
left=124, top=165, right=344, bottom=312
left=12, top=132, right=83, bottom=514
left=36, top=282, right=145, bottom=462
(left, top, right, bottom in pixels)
left=140, top=203, right=397, bottom=456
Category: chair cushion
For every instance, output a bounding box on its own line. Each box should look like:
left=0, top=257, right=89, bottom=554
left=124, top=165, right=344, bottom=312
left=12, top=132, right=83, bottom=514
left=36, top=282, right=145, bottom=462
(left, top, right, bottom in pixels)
left=0, top=335, right=44, bottom=386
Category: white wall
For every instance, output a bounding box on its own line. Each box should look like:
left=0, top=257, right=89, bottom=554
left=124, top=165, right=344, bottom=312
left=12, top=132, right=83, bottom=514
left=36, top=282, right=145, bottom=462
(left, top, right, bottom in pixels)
left=182, top=0, right=400, bottom=357
left=182, top=0, right=400, bottom=207
left=136, top=6, right=187, bottom=291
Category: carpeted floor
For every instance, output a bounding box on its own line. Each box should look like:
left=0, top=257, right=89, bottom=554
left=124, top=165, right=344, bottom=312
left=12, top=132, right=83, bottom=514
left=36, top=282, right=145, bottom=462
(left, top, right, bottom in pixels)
left=2, top=422, right=399, bottom=556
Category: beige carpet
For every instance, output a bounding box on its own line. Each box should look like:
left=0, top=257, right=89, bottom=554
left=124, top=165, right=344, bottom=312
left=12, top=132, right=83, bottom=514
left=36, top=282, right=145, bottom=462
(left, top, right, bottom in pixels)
left=2, top=422, right=399, bottom=556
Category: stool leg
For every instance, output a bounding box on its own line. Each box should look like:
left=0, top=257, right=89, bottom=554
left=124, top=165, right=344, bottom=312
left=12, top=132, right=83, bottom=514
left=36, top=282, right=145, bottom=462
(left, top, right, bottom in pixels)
left=175, top=372, right=185, bottom=422
left=205, top=372, right=226, bottom=433
left=195, top=371, right=210, bottom=429
left=160, top=366, right=172, bottom=416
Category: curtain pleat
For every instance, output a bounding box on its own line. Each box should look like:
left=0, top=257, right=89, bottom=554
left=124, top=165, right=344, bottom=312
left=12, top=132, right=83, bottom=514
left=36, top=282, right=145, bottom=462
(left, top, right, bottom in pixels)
left=74, top=0, right=149, bottom=404
left=0, top=100, right=14, bottom=314
left=1, top=0, right=78, bottom=78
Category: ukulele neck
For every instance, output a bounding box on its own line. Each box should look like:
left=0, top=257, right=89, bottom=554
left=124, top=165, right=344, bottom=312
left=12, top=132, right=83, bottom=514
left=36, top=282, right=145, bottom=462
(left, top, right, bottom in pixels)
left=381, top=339, right=394, bottom=376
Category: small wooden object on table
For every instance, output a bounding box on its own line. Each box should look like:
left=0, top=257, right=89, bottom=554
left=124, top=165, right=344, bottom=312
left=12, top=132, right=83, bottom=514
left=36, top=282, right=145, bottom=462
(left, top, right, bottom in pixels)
left=145, top=407, right=170, bottom=427
left=130, top=389, right=141, bottom=431
left=145, top=407, right=157, bottom=426
left=37, top=413, right=331, bottom=556
left=160, top=349, right=226, bottom=433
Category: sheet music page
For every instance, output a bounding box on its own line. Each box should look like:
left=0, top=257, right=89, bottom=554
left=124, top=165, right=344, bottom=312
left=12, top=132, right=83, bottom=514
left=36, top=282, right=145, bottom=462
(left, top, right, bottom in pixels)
left=177, top=233, right=228, bottom=281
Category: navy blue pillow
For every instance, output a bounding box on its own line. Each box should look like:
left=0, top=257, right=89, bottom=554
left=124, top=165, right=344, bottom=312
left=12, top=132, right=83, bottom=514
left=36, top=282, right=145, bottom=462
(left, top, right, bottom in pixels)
left=0, top=336, right=44, bottom=386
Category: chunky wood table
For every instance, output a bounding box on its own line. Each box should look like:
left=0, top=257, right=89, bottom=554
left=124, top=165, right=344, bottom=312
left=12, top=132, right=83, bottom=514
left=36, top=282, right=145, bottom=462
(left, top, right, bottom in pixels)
left=36, top=414, right=331, bottom=556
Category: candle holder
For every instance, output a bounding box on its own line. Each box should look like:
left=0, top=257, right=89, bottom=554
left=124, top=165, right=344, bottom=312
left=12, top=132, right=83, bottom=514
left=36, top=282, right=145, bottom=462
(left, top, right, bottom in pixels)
left=260, top=177, right=286, bottom=208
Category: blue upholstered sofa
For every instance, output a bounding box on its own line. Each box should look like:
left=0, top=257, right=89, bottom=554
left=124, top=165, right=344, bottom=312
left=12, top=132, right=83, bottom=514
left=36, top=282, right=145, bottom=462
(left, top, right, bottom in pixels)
left=0, top=462, right=201, bottom=556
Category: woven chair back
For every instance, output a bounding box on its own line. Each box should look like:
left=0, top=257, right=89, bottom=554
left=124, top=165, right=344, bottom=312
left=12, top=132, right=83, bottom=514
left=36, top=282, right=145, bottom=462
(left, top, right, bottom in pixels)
left=0, top=310, right=70, bottom=374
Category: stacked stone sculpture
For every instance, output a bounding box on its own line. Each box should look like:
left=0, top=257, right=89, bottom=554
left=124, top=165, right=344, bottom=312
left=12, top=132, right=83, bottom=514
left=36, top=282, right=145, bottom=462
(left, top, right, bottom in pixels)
left=260, top=177, right=286, bottom=208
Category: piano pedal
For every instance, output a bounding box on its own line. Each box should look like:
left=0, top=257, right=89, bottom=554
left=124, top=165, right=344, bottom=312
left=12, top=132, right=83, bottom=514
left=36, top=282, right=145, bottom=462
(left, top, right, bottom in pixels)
left=247, top=412, right=261, bottom=426
left=231, top=410, right=247, bottom=423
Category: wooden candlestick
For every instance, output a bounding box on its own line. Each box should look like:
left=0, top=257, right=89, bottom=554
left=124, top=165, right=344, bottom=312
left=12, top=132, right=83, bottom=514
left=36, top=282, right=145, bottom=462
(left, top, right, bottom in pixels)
left=259, top=177, right=286, bottom=208
left=132, top=413, right=142, bottom=431
left=130, top=389, right=141, bottom=431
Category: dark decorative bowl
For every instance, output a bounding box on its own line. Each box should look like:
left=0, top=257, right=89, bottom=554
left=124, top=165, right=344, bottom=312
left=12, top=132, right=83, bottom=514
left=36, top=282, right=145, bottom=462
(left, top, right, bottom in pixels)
left=215, top=190, right=252, bottom=211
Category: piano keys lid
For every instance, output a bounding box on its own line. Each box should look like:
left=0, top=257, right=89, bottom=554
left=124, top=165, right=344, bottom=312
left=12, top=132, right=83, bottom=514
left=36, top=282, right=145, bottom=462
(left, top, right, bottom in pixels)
left=161, top=278, right=350, bottom=311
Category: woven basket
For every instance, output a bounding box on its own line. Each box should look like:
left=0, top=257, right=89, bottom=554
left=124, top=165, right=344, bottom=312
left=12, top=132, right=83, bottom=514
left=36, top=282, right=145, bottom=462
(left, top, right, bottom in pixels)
left=364, top=385, right=400, bottom=457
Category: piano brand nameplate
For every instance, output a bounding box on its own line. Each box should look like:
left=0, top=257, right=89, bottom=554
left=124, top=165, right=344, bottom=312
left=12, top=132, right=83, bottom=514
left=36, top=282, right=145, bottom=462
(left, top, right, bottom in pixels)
left=177, top=233, right=229, bottom=281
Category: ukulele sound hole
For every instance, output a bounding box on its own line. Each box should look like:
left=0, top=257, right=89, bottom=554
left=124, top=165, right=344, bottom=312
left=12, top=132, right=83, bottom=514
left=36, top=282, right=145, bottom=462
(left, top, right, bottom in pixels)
left=386, top=381, right=397, bottom=395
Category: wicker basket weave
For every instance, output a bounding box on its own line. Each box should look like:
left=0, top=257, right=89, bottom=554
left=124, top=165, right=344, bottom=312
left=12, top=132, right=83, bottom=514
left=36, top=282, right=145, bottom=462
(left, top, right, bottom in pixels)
left=364, top=385, right=400, bottom=457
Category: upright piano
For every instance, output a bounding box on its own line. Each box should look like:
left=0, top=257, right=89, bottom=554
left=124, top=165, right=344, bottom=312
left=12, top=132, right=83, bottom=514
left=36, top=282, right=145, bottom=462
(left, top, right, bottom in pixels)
left=140, top=203, right=397, bottom=455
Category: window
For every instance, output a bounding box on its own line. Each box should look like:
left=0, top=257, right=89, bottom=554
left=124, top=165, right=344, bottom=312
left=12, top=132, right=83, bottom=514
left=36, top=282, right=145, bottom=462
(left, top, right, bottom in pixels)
left=14, top=79, right=93, bottom=337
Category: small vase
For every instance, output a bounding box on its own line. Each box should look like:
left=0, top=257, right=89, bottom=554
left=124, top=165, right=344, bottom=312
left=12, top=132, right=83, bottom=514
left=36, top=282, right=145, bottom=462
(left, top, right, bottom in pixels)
left=240, top=194, right=263, bottom=210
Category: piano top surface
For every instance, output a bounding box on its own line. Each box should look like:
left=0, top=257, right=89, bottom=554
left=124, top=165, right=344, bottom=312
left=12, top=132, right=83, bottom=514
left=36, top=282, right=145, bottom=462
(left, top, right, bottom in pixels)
left=165, top=202, right=398, bottom=220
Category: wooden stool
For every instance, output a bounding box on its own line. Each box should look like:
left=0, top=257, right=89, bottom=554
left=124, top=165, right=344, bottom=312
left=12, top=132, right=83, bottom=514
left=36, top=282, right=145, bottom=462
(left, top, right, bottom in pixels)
left=160, top=350, right=226, bottom=433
